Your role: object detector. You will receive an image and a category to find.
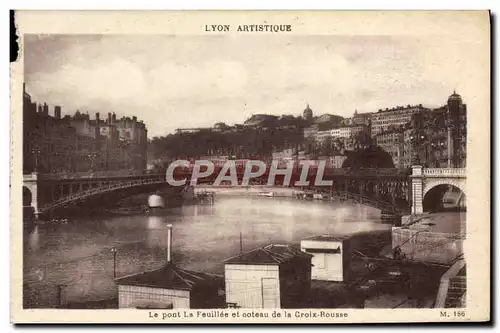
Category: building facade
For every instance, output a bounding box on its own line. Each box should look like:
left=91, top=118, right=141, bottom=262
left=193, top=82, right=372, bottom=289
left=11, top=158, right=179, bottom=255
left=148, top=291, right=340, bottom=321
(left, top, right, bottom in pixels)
left=23, top=84, right=148, bottom=174
left=371, top=105, right=427, bottom=136
left=372, top=93, right=467, bottom=168
left=374, top=129, right=405, bottom=168
left=330, top=124, right=367, bottom=140
left=351, top=110, right=373, bottom=126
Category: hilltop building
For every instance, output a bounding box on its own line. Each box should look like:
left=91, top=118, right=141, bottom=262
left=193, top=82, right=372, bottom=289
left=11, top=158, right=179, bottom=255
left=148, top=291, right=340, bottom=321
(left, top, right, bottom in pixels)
left=371, top=105, right=427, bottom=136
left=302, top=103, right=313, bottom=122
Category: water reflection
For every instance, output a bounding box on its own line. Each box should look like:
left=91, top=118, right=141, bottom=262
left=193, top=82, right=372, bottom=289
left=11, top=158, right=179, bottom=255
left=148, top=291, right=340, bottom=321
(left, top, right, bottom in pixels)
left=146, top=215, right=168, bottom=248
left=27, top=225, right=40, bottom=251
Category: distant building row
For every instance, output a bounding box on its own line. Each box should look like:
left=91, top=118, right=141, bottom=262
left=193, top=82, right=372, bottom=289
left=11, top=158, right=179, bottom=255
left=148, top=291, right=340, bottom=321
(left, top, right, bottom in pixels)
left=301, top=92, right=466, bottom=168
left=172, top=92, right=466, bottom=169
left=23, top=84, right=148, bottom=174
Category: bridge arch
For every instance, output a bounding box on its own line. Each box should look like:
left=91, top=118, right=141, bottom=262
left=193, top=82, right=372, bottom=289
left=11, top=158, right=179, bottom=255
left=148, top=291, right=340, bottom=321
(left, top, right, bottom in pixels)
left=423, top=179, right=466, bottom=199
left=422, top=183, right=466, bottom=213
left=23, top=186, right=32, bottom=207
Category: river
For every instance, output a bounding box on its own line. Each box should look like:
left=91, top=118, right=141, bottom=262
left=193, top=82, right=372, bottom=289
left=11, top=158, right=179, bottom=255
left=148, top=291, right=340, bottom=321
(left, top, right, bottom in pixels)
left=23, top=194, right=390, bottom=308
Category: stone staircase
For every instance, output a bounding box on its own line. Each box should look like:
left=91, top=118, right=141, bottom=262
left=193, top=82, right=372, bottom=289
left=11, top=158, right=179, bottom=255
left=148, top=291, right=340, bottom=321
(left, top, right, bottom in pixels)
left=444, top=275, right=466, bottom=308
left=435, top=260, right=466, bottom=308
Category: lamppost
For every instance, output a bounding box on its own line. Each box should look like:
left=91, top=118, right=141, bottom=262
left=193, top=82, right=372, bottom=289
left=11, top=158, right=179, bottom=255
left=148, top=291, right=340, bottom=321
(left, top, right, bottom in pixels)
left=111, top=248, right=117, bottom=278
left=430, top=140, right=445, bottom=167
left=419, top=134, right=427, bottom=167
left=87, top=152, right=98, bottom=173
left=409, top=132, right=426, bottom=166
left=408, top=134, right=418, bottom=166
left=31, top=146, right=41, bottom=172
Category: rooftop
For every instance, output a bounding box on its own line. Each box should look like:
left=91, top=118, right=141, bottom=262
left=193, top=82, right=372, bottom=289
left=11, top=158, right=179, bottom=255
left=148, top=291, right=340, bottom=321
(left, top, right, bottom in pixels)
left=303, top=234, right=352, bottom=242
left=114, top=262, right=223, bottom=291
left=224, top=244, right=313, bottom=265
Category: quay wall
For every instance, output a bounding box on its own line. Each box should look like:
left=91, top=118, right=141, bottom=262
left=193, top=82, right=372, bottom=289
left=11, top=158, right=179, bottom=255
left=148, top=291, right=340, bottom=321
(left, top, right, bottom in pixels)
left=391, top=227, right=463, bottom=265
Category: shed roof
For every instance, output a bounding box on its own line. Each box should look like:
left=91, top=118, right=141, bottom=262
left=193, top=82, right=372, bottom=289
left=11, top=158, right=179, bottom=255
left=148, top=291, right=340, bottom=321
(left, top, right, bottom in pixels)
left=114, top=262, right=223, bottom=291
left=224, top=244, right=313, bottom=265
left=303, top=234, right=352, bottom=242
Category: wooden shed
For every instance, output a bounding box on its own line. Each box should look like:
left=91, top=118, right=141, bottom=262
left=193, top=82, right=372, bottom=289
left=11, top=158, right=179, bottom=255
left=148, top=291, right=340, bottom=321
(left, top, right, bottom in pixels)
left=223, top=244, right=313, bottom=309
left=115, top=224, right=224, bottom=309
left=115, top=262, right=224, bottom=309
left=301, top=235, right=354, bottom=282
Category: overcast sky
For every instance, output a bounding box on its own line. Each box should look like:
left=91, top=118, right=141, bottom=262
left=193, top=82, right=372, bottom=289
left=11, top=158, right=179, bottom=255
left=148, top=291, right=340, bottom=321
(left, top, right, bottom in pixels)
left=24, top=34, right=482, bottom=137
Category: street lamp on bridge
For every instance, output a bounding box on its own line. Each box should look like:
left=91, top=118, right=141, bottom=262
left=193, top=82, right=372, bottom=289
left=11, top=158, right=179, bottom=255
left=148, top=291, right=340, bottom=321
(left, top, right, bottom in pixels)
left=87, top=152, right=99, bottom=173
left=31, top=147, right=41, bottom=172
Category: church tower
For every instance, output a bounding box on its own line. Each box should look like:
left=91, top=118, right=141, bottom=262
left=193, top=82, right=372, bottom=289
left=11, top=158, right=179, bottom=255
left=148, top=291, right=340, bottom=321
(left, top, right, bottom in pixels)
left=303, top=103, right=313, bottom=122
left=446, top=91, right=467, bottom=168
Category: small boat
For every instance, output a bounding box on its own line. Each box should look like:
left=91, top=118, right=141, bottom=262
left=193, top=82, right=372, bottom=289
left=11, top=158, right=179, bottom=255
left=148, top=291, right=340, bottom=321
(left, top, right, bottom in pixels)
left=196, top=191, right=215, bottom=204
left=145, top=207, right=172, bottom=216
left=108, top=206, right=145, bottom=216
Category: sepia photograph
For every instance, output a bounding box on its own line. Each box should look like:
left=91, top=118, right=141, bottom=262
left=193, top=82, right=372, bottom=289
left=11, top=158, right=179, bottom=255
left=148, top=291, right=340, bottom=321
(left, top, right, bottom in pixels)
left=11, top=10, right=490, bottom=323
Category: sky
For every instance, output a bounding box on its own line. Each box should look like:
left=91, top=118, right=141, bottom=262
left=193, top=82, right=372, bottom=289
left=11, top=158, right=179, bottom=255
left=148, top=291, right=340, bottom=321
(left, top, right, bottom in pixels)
left=24, top=34, right=484, bottom=137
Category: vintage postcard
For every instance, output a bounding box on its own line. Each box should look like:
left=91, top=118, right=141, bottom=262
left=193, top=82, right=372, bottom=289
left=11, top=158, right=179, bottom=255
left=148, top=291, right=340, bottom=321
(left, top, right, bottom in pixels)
left=10, top=10, right=490, bottom=324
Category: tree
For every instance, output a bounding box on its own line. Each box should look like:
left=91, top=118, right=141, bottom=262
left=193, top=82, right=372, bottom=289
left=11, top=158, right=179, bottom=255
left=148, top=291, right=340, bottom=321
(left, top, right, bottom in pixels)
left=342, top=145, right=395, bottom=169
left=332, top=138, right=345, bottom=153
left=320, top=136, right=333, bottom=156
left=304, top=137, right=321, bottom=158
left=353, top=130, right=373, bottom=151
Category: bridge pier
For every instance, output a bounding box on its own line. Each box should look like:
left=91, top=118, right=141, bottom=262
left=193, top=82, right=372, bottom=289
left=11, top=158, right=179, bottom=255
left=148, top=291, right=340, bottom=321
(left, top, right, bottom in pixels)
left=23, top=172, right=40, bottom=220
left=410, top=165, right=424, bottom=214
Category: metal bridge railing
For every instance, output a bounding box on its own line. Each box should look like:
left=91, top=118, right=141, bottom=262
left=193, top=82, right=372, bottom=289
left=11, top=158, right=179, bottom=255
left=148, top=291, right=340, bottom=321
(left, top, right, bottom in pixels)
left=308, top=189, right=408, bottom=214
left=40, top=170, right=151, bottom=180
left=40, top=178, right=165, bottom=213
left=36, top=168, right=411, bottom=180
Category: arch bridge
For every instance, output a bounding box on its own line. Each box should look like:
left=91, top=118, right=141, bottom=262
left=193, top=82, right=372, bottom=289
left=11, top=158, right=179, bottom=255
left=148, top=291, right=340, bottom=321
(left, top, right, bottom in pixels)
left=22, top=166, right=466, bottom=220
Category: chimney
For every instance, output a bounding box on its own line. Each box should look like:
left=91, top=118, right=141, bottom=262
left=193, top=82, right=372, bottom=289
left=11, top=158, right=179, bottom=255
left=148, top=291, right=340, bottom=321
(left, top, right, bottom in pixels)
left=43, top=103, right=49, bottom=116
left=96, top=112, right=100, bottom=121
left=107, top=112, right=112, bottom=124
left=167, top=224, right=173, bottom=263
left=112, top=113, right=116, bottom=123
left=54, top=106, right=61, bottom=119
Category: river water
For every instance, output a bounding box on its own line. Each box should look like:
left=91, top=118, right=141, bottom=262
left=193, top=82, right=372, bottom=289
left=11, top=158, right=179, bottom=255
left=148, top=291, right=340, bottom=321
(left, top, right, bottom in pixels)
left=23, top=194, right=390, bottom=308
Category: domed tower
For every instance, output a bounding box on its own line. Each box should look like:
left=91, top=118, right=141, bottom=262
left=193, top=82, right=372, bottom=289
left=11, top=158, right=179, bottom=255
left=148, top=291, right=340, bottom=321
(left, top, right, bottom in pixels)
left=446, top=91, right=467, bottom=168
left=447, top=90, right=463, bottom=112
left=303, top=103, right=313, bottom=122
